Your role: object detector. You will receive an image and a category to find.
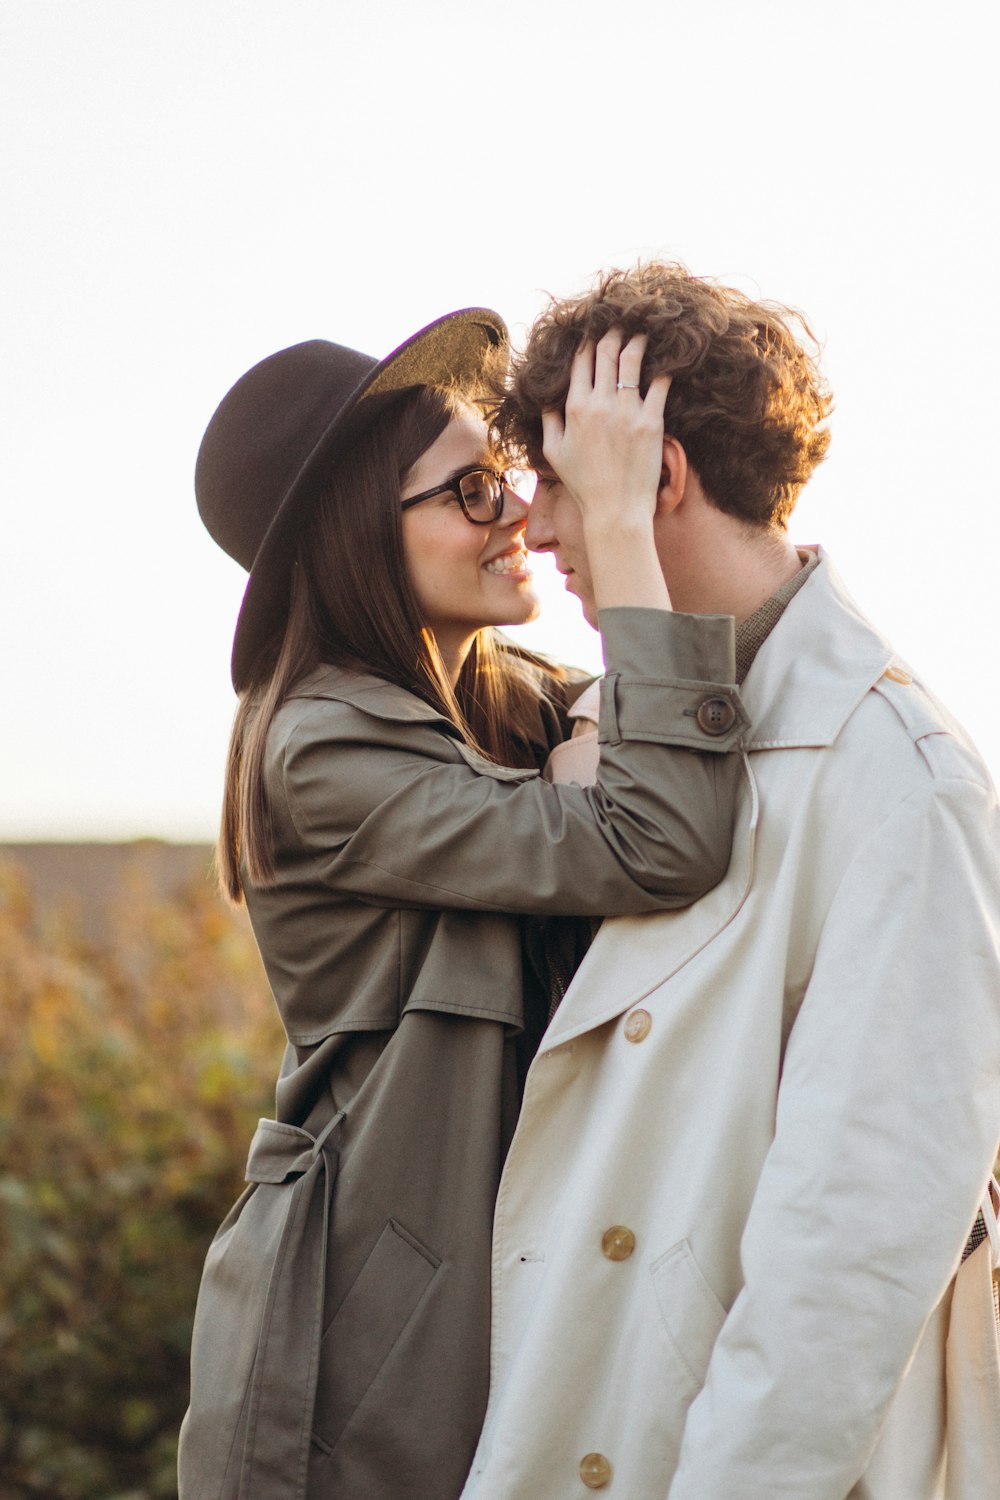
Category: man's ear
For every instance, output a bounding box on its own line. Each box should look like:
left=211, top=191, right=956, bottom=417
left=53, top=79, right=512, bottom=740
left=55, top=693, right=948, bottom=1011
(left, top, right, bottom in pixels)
left=656, top=436, right=688, bottom=515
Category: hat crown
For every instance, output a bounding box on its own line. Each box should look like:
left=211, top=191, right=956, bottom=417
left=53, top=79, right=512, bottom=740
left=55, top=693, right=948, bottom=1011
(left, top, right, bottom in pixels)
left=196, top=339, right=378, bottom=571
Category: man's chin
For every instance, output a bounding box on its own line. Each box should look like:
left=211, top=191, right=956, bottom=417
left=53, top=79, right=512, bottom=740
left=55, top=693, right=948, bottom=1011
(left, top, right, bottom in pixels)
left=563, top=573, right=599, bottom=629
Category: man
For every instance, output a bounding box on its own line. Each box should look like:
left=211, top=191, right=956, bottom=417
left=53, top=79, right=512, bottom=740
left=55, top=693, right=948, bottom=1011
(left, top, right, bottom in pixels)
left=462, top=265, right=1000, bottom=1498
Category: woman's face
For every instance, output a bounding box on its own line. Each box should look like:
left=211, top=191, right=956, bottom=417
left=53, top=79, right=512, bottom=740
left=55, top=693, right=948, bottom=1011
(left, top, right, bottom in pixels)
left=400, top=408, right=539, bottom=668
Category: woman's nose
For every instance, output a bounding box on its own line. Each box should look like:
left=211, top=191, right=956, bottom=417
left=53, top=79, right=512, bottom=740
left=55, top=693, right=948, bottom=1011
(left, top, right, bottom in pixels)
left=498, top=485, right=530, bottom=526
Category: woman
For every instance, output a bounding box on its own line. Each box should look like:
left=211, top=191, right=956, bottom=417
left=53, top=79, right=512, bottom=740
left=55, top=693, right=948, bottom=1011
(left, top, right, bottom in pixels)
left=178, top=309, right=746, bottom=1500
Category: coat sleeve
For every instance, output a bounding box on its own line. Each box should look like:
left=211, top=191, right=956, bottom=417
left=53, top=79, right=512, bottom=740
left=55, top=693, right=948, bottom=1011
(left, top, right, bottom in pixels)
left=667, top=775, right=1000, bottom=1499
left=274, top=609, right=749, bottom=918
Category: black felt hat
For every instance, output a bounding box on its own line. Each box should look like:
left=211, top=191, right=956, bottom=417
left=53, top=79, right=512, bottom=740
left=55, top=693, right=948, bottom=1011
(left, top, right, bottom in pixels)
left=196, top=308, right=508, bottom=690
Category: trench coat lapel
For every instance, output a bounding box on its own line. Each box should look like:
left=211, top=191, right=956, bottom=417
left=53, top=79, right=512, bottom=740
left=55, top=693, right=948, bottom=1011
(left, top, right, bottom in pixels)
left=542, top=553, right=896, bottom=1051
left=543, top=750, right=759, bottom=1047
left=288, top=664, right=455, bottom=727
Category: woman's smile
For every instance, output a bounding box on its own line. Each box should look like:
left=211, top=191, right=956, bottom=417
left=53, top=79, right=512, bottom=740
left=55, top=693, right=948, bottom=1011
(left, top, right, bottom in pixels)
left=401, top=409, right=540, bottom=678
left=483, top=544, right=532, bottom=579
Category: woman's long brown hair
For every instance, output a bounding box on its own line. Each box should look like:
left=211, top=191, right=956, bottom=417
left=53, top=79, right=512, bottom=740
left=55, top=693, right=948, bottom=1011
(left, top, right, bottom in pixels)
left=218, top=384, right=556, bottom=903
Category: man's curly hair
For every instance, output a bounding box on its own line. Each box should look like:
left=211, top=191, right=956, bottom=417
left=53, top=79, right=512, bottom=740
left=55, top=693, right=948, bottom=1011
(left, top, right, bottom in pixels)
left=496, top=263, right=833, bottom=528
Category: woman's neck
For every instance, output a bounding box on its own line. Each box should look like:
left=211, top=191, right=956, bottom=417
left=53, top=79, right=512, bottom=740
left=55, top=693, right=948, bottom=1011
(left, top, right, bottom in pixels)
left=430, top=628, right=476, bottom=690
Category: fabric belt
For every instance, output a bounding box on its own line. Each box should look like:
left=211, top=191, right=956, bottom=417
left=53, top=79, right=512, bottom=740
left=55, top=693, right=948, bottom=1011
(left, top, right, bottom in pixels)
left=238, top=1113, right=343, bottom=1500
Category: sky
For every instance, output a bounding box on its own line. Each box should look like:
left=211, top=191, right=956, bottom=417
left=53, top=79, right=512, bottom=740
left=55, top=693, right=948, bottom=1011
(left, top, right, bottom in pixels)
left=2, top=0, right=998, bottom=841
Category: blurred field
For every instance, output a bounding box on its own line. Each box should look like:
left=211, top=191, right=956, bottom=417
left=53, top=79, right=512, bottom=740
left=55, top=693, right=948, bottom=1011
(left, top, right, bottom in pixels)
left=0, top=843, right=283, bottom=1500
left=9, top=842, right=992, bottom=1498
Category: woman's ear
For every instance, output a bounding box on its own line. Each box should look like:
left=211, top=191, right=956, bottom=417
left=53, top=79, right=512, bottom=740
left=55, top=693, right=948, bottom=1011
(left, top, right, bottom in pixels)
left=657, top=436, right=688, bottom=515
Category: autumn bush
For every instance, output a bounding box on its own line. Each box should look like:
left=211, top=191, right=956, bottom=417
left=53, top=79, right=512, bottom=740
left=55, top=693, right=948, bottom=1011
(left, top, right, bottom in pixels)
left=0, top=851, right=283, bottom=1500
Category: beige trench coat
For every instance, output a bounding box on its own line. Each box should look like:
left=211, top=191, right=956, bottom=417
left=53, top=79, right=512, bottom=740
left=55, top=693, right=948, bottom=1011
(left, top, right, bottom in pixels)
left=464, top=553, right=1000, bottom=1500
left=177, top=610, right=748, bottom=1500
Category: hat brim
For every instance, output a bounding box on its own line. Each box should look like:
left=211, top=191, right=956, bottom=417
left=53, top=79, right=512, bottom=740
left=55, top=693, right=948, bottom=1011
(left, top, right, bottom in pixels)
left=230, top=307, right=507, bottom=691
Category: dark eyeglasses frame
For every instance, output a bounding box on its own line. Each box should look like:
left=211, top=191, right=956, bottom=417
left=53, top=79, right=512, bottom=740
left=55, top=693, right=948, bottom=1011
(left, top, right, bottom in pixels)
left=400, top=465, right=508, bottom=525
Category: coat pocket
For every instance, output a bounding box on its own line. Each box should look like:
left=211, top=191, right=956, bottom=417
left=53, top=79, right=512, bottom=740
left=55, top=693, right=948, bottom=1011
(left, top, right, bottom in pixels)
left=650, top=1238, right=727, bottom=1395
left=311, top=1218, right=441, bottom=1455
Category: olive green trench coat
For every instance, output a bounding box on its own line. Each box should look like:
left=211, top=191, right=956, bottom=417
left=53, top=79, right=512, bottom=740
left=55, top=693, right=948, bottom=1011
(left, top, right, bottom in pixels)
left=177, top=609, right=747, bottom=1500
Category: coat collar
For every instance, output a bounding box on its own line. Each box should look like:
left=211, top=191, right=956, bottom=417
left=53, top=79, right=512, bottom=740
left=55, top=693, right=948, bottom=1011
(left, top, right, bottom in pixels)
left=285, top=641, right=586, bottom=764
left=287, top=663, right=456, bottom=728
left=739, top=548, right=896, bottom=751
left=540, top=549, right=902, bottom=1050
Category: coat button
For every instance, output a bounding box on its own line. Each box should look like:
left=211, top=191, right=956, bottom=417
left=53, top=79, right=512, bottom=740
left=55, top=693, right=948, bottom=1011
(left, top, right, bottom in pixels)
left=580, top=1452, right=613, bottom=1489
left=601, top=1225, right=636, bottom=1261
left=883, top=664, right=912, bottom=685
left=623, top=1008, right=651, bottom=1043
left=695, top=696, right=737, bottom=735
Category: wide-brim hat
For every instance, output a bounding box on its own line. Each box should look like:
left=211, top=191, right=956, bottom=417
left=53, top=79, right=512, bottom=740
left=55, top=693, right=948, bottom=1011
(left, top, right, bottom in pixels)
left=196, top=308, right=508, bottom=691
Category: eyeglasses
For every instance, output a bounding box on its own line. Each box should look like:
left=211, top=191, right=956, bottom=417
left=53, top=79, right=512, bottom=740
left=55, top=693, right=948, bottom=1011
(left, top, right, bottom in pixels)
left=400, top=465, right=508, bottom=525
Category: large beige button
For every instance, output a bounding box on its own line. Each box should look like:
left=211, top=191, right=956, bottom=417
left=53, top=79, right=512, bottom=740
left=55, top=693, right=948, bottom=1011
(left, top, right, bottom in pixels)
left=601, top=1225, right=636, bottom=1261
left=580, top=1452, right=613, bottom=1489
left=883, top=664, right=912, bottom=685
left=623, top=1008, right=651, bottom=1043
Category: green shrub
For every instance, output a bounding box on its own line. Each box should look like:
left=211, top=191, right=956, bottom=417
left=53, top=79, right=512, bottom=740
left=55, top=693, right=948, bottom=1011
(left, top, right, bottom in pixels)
left=0, top=854, right=283, bottom=1500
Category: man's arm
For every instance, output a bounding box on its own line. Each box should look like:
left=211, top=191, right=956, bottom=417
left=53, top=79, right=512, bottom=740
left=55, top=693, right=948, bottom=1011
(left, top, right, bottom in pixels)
left=668, top=776, right=1000, bottom=1499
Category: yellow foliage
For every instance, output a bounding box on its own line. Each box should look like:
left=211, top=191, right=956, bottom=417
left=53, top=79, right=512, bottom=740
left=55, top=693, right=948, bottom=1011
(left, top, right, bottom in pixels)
left=0, top=849, right=284, bottom=1500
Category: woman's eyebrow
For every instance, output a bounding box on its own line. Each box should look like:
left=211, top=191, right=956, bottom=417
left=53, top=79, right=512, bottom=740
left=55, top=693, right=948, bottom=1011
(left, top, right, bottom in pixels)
left=444, top=459, right=494, bottom=481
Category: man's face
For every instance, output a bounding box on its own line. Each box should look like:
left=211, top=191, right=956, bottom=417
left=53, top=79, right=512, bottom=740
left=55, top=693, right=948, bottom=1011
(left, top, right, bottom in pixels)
left=524, top=470, right=598, bottom=628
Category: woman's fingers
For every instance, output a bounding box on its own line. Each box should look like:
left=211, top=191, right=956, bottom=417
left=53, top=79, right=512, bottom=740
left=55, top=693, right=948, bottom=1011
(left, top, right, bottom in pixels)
left=590, top=328, right=626, bottom=397
left=540, top=328, right=672, bottom=534
left=571, top=328, right=652, bottom=404
left=540, top=406, right=564, bottom=467
left=538, top=329, right=666, bottom=528
left=563, top=329, right=652, bottom=404
left=565, top=339, right=597, bottom=406
left=611, top=332, right=647, bottom=397
left=643, top=371, right=672, bottom=417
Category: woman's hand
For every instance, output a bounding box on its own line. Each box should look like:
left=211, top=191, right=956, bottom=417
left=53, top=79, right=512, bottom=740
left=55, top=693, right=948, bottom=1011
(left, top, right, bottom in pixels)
left=540, top=329, right=675, bottom=616
left=540, top=329, right=671, bottom=532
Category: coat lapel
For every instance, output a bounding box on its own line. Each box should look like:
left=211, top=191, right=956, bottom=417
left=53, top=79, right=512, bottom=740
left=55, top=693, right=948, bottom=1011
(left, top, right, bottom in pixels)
left=542, top=749, right=759, bottom=1048
left=543, top=552, right=896, bottom=1049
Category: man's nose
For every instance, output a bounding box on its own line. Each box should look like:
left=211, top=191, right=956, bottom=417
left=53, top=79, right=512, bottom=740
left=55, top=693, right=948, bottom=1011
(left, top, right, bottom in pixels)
left=524, top=488, right=555, bottom=552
